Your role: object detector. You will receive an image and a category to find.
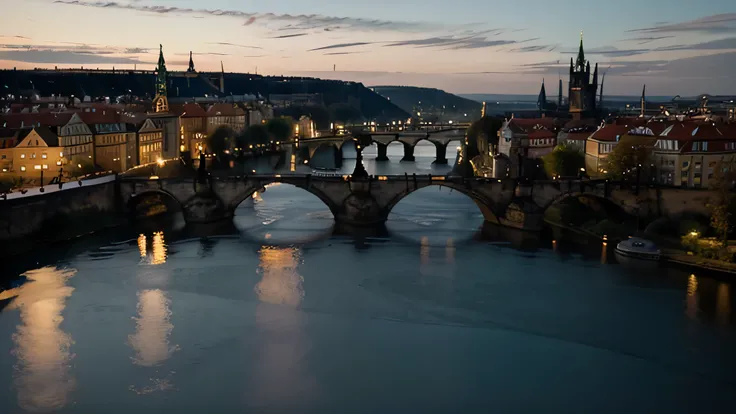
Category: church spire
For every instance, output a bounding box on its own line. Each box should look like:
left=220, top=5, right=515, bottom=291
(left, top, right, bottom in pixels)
left=537, top=79, right=547, bottom=113
left=153, top=44, right=169, bottom=113
left=187, top=51, right=195, bottom=73
left=576, top=30, right=585, bottom=70
left=640, top=85, right=646, bottom=117
left=558, top=78, right=563, bottom=108
left=157, top=44, right=166, bottom=73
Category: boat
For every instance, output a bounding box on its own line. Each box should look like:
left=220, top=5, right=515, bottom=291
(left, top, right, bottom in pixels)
left=614, top=237, right=661, bottom=268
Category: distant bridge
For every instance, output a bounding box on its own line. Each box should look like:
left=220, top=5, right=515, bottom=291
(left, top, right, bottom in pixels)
left=294, top=127, right=469, bottom=165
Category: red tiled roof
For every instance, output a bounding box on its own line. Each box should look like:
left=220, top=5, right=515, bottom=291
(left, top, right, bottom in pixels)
left=507, top=117, right=557, bottom=134
left=528, top=129, right=556, bottom=139
left=170, top=103, right=208, bottom=117
left=78, top=110, right=120, bottom=125
left=0, top=112, right=74, bottom=130
left=207, top=103, right=243, bottom=116
left=660, top=122, right=700, bottom=140
left=589, top=124, right=631, bottom=142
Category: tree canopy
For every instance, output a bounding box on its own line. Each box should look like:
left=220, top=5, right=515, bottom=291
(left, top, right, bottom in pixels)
left=708, top=159, right=736, bottom=245
left=266, top=117, right=293, bottom=142
left=206, top=126, right=235, bottom=156
left=237, top=124, right=270, bottom=148
left=466, top=116, right=504, bottom=158
left=604, top=141, right=651, bottom=180
left=328, top=103, right=362, bottom=124
left=542, top=143, right=585, bottom=178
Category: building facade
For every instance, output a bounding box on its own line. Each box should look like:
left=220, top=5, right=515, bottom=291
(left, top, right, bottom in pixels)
left=207, top=103, right=246, bottom=134
left=138, top=118, right=163, bottom=165
left=0, top=127, right=62, bottom=183
left=58, top=113, right=95, bottom=165
left=92, top=121, right=135, bottom=172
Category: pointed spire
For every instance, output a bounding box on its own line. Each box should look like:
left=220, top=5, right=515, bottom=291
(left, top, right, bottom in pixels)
left=538, top=79, right=547, bottom=113
left=640, top=84, right=646, bottom=117
left=558, top=78, right=563, bottom=108
left=576, top=30, right=585, bottom=70
left=188, top=51, right=195, bottom=72
left=157, top=44, right=166, bottom=72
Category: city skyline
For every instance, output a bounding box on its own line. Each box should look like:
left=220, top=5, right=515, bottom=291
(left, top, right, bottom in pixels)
left=1, top=0, right=736, bottom=95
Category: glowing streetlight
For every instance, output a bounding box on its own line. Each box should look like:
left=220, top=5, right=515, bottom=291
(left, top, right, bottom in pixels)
left=156, top=158, right=165, bottom=167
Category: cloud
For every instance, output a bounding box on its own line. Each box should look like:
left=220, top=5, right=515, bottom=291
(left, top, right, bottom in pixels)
left=509, top=44, right=554, bottom=53
left=629, top=13, right=736, bottom=34
left=52, top=0, right=439, bottom=33
left=123, top=47, right=149, bottom=54
left=656, top=37, right=736, bottom=51
left=323, top=51, right=365, bottom=55
left=0, top=50, right=146, bottom=64
left=383, top=31, right=540, bottom=51
left=561, top=45, right=651, bottom=57
left=623, top=35, right=674, bottom=45
left=271, top=33, right=309, bottom=39
left=207, top=42, right=262, bottom=49
left=309, top=42, right=373, bottom=51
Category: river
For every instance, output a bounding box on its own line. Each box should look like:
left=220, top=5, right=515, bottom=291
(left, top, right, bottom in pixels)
left=1, top=143, right=736, bottom=413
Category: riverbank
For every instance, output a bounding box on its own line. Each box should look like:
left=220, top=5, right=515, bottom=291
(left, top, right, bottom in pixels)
left=545, top=218, right=736, bottom=276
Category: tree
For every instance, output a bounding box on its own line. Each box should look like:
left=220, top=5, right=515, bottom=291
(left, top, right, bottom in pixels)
left=328, top=103, right=362, bottom=124
left=604, top=141, right=651, bottom=180
left=237, top=124, right=270, bottom=149
left=206, top=126, right=235, bottom=156
left=707, top=159, right=736, bottom=246
left=266, top=117, right=293, bottom=143
left=69, top=157, right=96, bottom=178
left=542, top=143, right=585, bottom=178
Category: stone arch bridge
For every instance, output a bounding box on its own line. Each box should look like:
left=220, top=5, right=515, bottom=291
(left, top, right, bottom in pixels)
left=297, top=128, right=467, bottom=165
left=117, top=175, right=711, bottom=231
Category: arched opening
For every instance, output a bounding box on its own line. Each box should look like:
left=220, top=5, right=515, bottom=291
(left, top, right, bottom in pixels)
left=386, top=185, right=487, bottom=245
left=444, top=139, right=464, bottom=167
left=309, top=143, right=341, bottom=170
left=128, top=191, right=183, bottom=220
left=543, top=194, right=636, bottom=241
left=339, top=139, right=357, bottom=160
left=233, top=182, right=334, bottom=244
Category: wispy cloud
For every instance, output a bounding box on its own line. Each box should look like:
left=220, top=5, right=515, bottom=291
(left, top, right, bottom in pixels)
left=207, top=42, right=262, bottom=49
left=0, top=50, right=147, bottom=64
left=656, top=37, right=736, bottom=51
left=622, top=35, right=675, bottom=45
left=309, top=42, right=373, bottom=52
left=52, top=0, right=439, bottom=33
left=271, top=33, right=309, bottom=39
left=323, top=51, right=365, bottom=55
left=629, top=13, right=736, bottom=34
left=561, top=45, right=651, bottom=57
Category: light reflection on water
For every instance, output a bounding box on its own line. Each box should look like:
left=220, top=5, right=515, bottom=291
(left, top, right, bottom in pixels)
left=5, top=267, right=76, bottom=412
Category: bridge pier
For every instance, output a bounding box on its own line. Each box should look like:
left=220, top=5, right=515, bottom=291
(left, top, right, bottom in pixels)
left=401, top=143, right=415, bottom=162
left=375, top=143, right=389, bottom=162
left=432, top=143, right=448, bottom=165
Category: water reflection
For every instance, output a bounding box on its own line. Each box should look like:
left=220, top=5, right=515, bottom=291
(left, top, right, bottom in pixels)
left=717, top=283, right=731, bottom=327
left=254, top=246, right=304, bottom=307
left=129, top=232, right=176, bottom=394
left=128, top=289, right=175, bottom=367
left=686, top=274, right=699, bottom=321
left=446, top=238, right=455, bottom=264
left=5, top=267, right=76, bottom=412
left=250, top=246, right=315, bottom=408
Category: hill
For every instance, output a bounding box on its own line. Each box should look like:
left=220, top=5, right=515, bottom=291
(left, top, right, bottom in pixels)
left=0, top=69, right=409, bottom=123
left=370, top=86, right=483, bottom=119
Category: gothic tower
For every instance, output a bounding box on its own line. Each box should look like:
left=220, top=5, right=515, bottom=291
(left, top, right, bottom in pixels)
left=187, top=51, right=196, bottom=73
left=153, top=44, right=169, bottom=113
left=568, top=32, right=598, bottom=120
left=537, top=79, right=547, bottom=114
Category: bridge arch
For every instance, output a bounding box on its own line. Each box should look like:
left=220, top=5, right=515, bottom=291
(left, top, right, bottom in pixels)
left=541, top=191, right=632, bottom=229
left=309, top=143, right=342, bottom=169
left=383, top=182, right=501, bottom=224
left=227, top=180, right=339, bottom=220
left=127, top=189, right=184, bottom=219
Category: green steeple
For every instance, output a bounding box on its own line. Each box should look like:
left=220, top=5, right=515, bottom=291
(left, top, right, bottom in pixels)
left=576, top=31, right=585, bottom=70
left=155, top=44, right=167, bottom=97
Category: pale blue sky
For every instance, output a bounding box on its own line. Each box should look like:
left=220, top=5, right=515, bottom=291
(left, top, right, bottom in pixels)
left=1, top=0, right=736, bottom=95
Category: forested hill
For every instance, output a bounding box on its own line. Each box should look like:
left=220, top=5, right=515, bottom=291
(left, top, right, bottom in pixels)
left=369, top=86, right=483, bottom=117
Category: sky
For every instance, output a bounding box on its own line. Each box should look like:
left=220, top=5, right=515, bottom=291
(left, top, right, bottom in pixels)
left=1, top=0, right=736, bottom=96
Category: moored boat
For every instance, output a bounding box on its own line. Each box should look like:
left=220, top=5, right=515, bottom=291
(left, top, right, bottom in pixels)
left=614, top=237, right=661, bottom=268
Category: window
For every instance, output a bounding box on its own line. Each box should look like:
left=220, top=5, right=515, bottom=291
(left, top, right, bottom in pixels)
left=20, top=154, right=25, bottom=159
left=42, top=164, right=48, bottom=170
left=34, top=165, right=41, bottom=170
left=42, top=153, right=47, bottom=159
left=703, top=142, right=708, bottom=151
left=20, top=166, right=26, bottom=172
left=30, top=153, right=36, bottom=159
left=693, top=142, right=700, bottom=151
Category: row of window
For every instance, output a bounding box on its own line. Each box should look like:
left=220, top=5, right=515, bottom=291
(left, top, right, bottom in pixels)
left=655, top=139, right=679, bottom=151
left=96, top=134, right=129, bottom=145
left=60, top=135, right=93, bottom=147
left=599, top=143, right=616, bottom=154
left=140, top=133, right=163, bottom=143
left=530, top=138, right=554, bottom=147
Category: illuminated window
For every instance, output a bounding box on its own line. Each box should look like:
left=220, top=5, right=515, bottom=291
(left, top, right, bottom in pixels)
left=20, top=166, right=26, bottom=172
left=34, top=165, right=42, bottom=170
left=20, top=154, right=25, bottom=159
left=42, top=164, right=49, bottom=169
left=42, top=153, right=47, bottom=159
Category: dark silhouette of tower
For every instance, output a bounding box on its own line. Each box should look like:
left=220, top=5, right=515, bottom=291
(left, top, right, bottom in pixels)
left=568, top=32, right=598, bottom=120
left=187, top=51, right=196, bottom=73
left=558, top=78, right=563, bottom=109
left=537, top=79, right=547, bottom=114
left=640, top=85, right=646, bottom=117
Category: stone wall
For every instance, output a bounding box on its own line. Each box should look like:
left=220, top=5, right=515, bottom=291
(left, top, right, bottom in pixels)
left=0, top=179, right=121, bottom=245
